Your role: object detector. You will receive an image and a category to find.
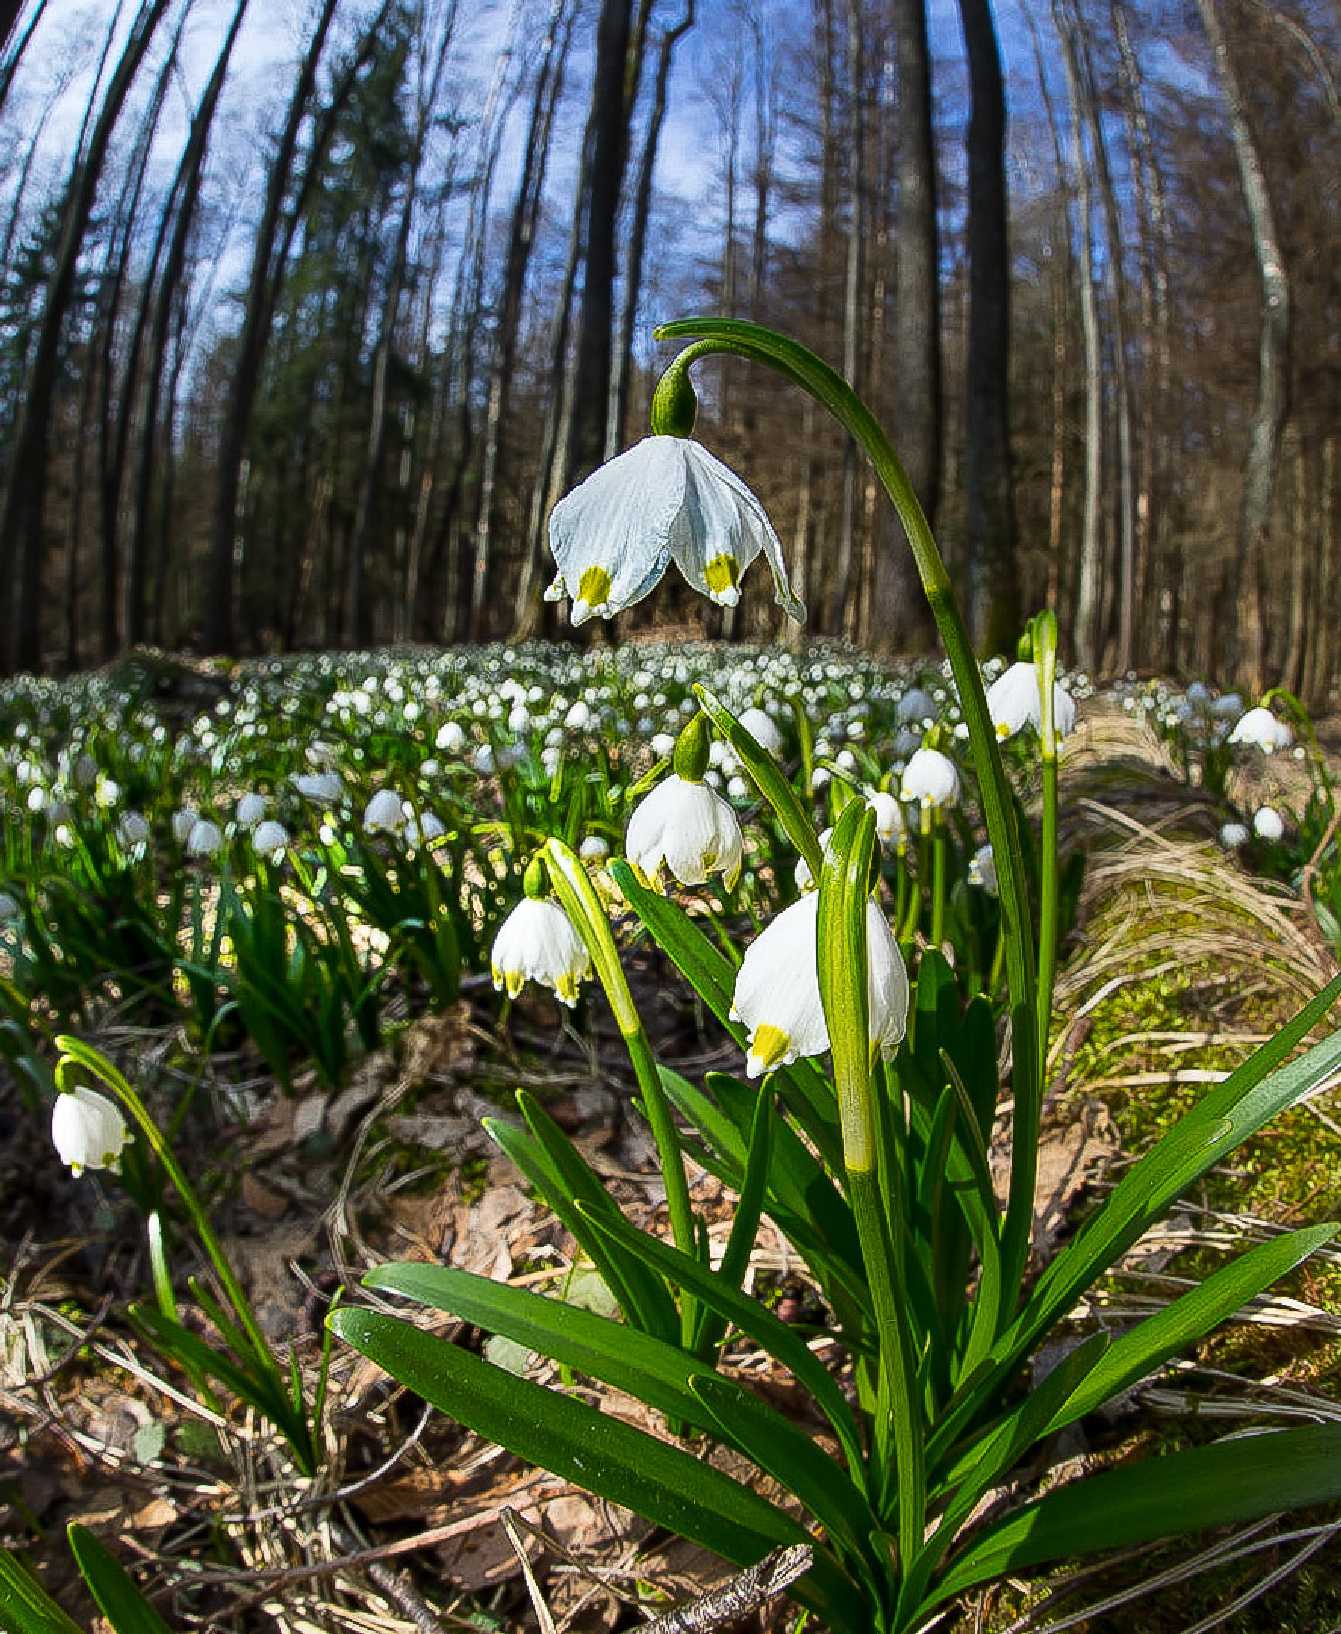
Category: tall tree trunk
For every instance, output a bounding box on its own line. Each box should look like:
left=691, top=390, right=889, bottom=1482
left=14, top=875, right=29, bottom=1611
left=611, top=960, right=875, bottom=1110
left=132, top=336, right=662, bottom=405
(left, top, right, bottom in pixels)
left=1053, top=0, right=1103, bottom=672
left=127, top=0, right=249, bottom=649
left=872, top=0, right=940, bottom=653
left=203, top=0, right=342, bottom=655
left=0, top=0, right=173, bottom=673
left=475, top=0, right=574, bottom=617
left=609, top=0, right=694, bottom=456
left=563, top=0, right=636, bottom=489
left=1196, top=0, right=1290, bottom=694
left=956, top=0, right=1018, bottom=652
left=831, top=0, right=867, bottom=637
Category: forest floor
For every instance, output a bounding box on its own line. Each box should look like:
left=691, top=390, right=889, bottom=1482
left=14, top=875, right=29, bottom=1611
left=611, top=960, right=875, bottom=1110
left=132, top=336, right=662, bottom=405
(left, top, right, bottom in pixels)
left=3, top=698, right=1341, bottom=1634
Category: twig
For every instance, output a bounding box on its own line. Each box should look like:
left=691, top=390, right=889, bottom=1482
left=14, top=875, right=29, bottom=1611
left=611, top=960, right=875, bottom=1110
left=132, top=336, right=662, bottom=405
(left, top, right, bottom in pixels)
left=636, top=1544, right=814, bottom=1634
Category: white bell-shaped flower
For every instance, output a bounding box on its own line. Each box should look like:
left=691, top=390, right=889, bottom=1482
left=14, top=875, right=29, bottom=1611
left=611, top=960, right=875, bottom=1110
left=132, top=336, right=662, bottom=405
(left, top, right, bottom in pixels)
left=363, top=789, right=406, bottom=834
left=1229, top=707, right=1292, bottom=754
left=52, top=1085, right=130, bottom=1178
left=236, top=792, right=269, bottom=828
left=868, top=791, right=904, bottom=847
left=293, top=771, right=343, bottom=803
left=1219, top=820, right=1250, bottom=849
left=626, top=774, right=744, bottom=891
left=172, top=807, right=199, bottom=844
left=901, top=747, right=960, bottom=809
left=738, top=707, right=784, bottom=757
left=730, top=892, right=909, bottom=1079
left=793, top=827, right=834, bottom=893
left=186, top=818, right=223, bottom=858
left=1253, top=805, right=1285, bottom=840
left=986, top=661, right=1077, bottom=741
left=117, top=811, right=151, bottom=848
left=491, top=896, right=591, bottom=1007
left=546, top=436, right=803, bottom=625
left=897, top=687, right=936, bottom=725
left=436, top=720, right=466, bottom=752
left=968, top=842, right=998, bottom=894
left=253, top=819, right=290, bottom=859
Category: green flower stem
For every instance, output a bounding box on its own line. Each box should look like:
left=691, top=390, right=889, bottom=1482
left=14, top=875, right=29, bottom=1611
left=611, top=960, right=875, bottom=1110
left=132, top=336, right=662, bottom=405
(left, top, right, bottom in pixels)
left=1033, top=610, right=1061, bottom=1073
left=55, top=1038, right=287, bottom=1397
left=818, top=805, right=925, bottom=1571
left=542, top=839, right=697, bottom=1341
left=656, top=318, right=1041, bottom=1305
left=931, top=821, right=947, bottom=952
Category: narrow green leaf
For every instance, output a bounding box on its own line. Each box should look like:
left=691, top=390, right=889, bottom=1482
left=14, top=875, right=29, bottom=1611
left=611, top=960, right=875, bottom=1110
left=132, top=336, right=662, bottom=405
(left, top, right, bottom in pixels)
left=1046, top=1222, right=1340, bottom=1433
left=695, top=685, right=824, bottom=878
left=577, top=1200, right=866, bottom=1481
left=66, top=1526, right=172, bottom=1634
left=363, top=1262, right=715, bottom=1434
left=330, top=1308, right=863, bottom=1631
left=927, top=1423, right=1341, bottom=1609
left=0, top=1548, right=85, bottom=1634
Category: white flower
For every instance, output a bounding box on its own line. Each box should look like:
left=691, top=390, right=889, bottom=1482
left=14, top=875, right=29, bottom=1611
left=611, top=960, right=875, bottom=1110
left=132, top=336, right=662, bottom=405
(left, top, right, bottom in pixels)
left=579, top=835, right=610, bottom=862
left=985, top=660, right=1077, bottom=740
left=794, top=827, right=834, bottom=893
left=650, top=732, right=676, bottom=760
left=436, top=721, right=466, bottom=752
left=1253, top=805, right=1285, bottom=840
left=253, top=819, right=290, bottom=859
left=565, top=700, right=593, bottom=731
left=363, top=789, right=406, bottom=834
left=186, top=818, right=223, bottom=858
left=1229, top=707, right=1292, bottom=754
left=117, top=811, right=151, bottom=847
left=0, top=889, right=21, bottom=923
left=236, top=792, right=268, bottom=828
left=868, top=791, right=904, bottom=846
left=545, top=436, right=803, bottom=624
left=1220, top=821, right=1250, bottom=849
left=897, top=687, right=936, bottom=725
left=491, top=897, right=591, bottom=1007
left=172, top=807, right=198, bottom=844
left=968, top=842, right=998, bottom=894
left=730, top=893, right=909, bottom=1078
left=626, top=774, right=743, bottom=890
left=738, top=707, right=784, bottom=757
left=294, top=771, right=343, bottom=802
left=901, top=747, right=960, bottom=809
left=52, top=1086, right=130, bottom=1178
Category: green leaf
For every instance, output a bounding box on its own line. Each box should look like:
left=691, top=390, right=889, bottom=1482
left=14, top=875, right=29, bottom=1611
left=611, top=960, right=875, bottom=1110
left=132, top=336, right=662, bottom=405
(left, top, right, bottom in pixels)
left=66, top=1526, right=173, bottom=1634
left=363, top=1262, right=716, bottom=1434
left=577, top=1200, right=866, bottom=1481
left=0, top=1548, right=85, bottom=1634
left=694, top=685, right=823, bottom=879
left=926, top=1423, right=1341, bottom=1610
left=329, top=1308, right=862, bottom=1630
left=1045, top=1222, right=1340, bottom=1433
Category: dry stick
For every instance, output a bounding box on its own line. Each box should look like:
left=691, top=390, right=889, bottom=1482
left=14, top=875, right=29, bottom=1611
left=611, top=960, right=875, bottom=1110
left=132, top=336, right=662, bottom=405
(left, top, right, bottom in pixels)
left=501, top=1507, right=558, bottom=1634
left=635, top=1544, right=814, bottom=1634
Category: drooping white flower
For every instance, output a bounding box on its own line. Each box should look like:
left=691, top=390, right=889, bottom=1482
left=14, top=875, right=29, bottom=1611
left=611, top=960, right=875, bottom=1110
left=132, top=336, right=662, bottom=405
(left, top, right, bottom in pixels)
left=1219, top=821, right=1250, bottom=849
left=172, top=807, right=199, bottom=844
left=236, top=792, right=269, bottom=828
left=730, top=892, right=909, bottom=1078
left=253, top=819, right=291, bottom=859
left=546, top=436, right=803, bottom=625
left=738, top=707, right=784, bottom=757
left=565, top=699, right=593, bottom=732
left=794, top=827, right=834, bottom=893
left=186, top=818, right=224, bottom=858
left=868, top=791, right=904, bottom=848
left=52, top=1085, right=130, bottom=1178
left=293, top=771, right=343, bottom=803
left=1229, top=707, right=1293, bottom=754
left=985, top=661, right=1077, bottom=741
left=579, top=834, right=611, bottom=863
left=117, top=811, right=151, bottom=847
left=491, top=897, right=591, bottom=1007
left=968, top=842, right=998, bottom=894
left=626, top=774, right=744, bottom=890
left=0, top=889, right=21, bottom=923
left=896, top=687, right=936, bottom=726
left=901, top=747, right=960, bottom=809
left=436, top=720, right=466, bottom=753
left=1253, top=805, right=1285, bottom=840
left=363, top=789, right=406, bottom=834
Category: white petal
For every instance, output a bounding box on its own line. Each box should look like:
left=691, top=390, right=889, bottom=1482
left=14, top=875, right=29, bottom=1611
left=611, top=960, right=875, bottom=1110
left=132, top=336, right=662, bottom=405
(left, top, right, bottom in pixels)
left=678, top=443, right=804, bottom=620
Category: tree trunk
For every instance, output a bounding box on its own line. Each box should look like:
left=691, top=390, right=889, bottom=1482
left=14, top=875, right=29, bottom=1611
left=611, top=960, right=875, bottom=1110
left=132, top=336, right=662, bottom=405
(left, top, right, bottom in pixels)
left=956, top=0, right=1018, bottom=652
left=0, top=0, right=173, bottom=673
left=563, top=0, right=635, bottom=489
left=203, top=0, right=342, bottom=655
left=831, top=0, right=867, bottom=638
left=872, top=0, right=940, bottom=653
left=1195, top=0, right=1290, bottom=695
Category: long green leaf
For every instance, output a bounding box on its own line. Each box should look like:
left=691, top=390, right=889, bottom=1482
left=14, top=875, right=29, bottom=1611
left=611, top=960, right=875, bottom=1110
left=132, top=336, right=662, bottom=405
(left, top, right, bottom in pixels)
left=926, top=1422, right=1341, bottom=1609
left=694, top=685, right=823, bottom=880
left=330, top=1308, right=862, bottom=1632
left=0, top=1549, right=85, bottom=1634
left=578, top=1200, right=866, bottom=1481
left=66, top=1527, right=172, bottom=1634
left=1045, top=1221, right=1339, bottom=1433
left=363, top=1262, right=716, bottom=1434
